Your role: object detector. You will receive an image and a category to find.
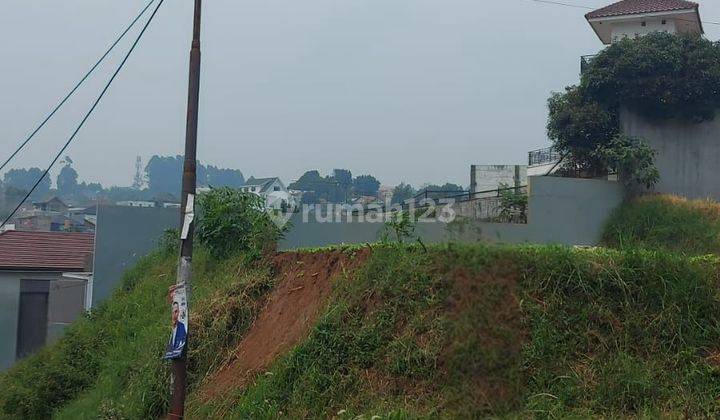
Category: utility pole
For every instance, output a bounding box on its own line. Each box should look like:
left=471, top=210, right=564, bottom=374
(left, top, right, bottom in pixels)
left=169, top=0, right=202, bottom=418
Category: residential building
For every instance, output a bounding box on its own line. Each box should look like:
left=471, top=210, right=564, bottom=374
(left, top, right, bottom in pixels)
left=116, top=200, right=156, bottom=208
left=241, top=177, right=296, bottom=210
left=585, top=0, right=703, bottom=45
left=32, top=197, right=69, bottom=213
left=0, top=230, right=94, bottom=370
left=585, top=1, right=719, bottom=200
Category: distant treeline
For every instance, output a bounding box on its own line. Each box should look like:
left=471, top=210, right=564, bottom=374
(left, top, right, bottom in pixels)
left=0, top=155, right=465, bottom=209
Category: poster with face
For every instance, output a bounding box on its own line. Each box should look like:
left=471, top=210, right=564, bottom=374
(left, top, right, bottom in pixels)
left=163, top=284, right=188, bottom=360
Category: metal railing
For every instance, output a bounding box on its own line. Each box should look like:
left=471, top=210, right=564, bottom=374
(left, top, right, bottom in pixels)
left=581, top=54, right=597, bottom=74
left=528, top=146, right=561, bottom=167
left=400, top=185, right=528, bottom=223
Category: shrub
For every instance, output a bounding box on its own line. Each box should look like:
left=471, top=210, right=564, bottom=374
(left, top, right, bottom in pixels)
left=196, top=187, right=284, bottom=259
left=602, top=194, right=720, bottom=255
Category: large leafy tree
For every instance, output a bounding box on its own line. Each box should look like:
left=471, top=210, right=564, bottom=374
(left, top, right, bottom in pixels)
left=544, top=32, right=718, bottom=186
left=290, top=170, right=347, bottom=203
left=391, top=183, right=416, bottom=204
left=57, top=156, right=79, bottom=195
left=145, top=155, right=245, bottom=194
left=352, top=175, right=381, bottom=196
left=3, top=168, right=51, bottom=196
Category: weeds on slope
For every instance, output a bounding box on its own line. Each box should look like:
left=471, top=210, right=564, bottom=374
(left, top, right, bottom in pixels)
left=603, top=194, right=720, bottom=255
left=191, top=244, right=720, bottom=419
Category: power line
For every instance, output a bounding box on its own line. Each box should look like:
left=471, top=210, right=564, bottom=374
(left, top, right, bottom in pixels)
left=528, top=0, right=591, bottom=10
left=0, top=0, right=156, bottom=174
left=525, top=0, right=720, bottom=26
left=0, top=0, right=166, bottom=230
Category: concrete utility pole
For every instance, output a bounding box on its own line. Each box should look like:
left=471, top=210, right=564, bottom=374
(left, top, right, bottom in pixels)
left=169, top=0, right=202, bottom=417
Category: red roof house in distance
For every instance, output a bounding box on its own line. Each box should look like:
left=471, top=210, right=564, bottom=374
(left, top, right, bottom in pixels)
left=0, top=230, right=94, bottom=271
left=586, top=0, right=703, bottom=44
left=0, top=230, right=95, bottom=371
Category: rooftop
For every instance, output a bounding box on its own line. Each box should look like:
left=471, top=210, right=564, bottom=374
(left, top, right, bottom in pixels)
left=0, top=231, right=94, bottom=272
left=244, top=177, right=282, bottom=193
left=586, top=0, right=699, bottom=19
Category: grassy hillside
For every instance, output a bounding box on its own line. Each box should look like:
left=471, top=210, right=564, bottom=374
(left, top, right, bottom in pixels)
left=603, top=194, right=720, bottom=255
left=2, top=243, right=720, bottom=418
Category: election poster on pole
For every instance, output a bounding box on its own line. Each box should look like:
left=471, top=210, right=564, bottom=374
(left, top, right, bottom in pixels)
left=163, top=284, right=188, bottom=360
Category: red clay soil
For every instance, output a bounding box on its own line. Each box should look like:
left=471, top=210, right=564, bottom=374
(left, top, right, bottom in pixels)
left=197, top=248, right=370, bottom=402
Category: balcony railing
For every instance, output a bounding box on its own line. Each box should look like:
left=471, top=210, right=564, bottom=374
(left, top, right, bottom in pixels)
left=581, top=54, right=597, bottom=74
left=528, top=146, right=561, bottom=167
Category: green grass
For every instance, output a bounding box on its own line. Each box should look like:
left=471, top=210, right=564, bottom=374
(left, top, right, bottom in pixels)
left=603, top=194, right=720, bottom=255
left=3, top=242, right=720, bottom=418
left=190, top=244, right=720, bottom=418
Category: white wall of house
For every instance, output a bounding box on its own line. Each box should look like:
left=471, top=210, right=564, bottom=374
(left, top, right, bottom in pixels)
left=243, top=179, right=296, bottom=210
left=610, top=18, right=676, bottom=43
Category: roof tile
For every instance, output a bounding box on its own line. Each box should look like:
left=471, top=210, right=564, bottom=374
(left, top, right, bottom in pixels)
left=586, top=0, right=698, bottom=19
left=0, top=231, right=94, bottom=271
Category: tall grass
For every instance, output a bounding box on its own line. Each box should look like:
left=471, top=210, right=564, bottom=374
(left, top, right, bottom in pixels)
left=4, top=242, right=720, bottom=418
left=602, top=194, right=720, bottom=255
left=190, top=244, right=720, bottom=418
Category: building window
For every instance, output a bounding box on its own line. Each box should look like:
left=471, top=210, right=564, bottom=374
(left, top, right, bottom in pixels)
left=274, top=186, right=281, bottom=191
left=251, top=187, right=256, bottom=192
left=662, top=20, right=667, bottom=25
left=641, top=21, right=646, bottom=27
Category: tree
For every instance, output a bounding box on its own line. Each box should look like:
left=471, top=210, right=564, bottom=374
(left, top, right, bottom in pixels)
left=543, top=33, right=710, bottom=183
left=417, top=183, right=464, bottom=199
left=204, top=165, right=244, bottom=188
left=290, top=170, right=344, bottom=204
left=353, top=175, right=380, bottom=196
left=145, top=155, right=183, bottom=194
left=57, top=156, right=79, bottom=195
left=145, top=155, right=247, bottom=194
left=333, top=169, right=352, bottom=188
left=3, top=168, right=51, bottom=196
left=391, top=183, right=415, bottom=204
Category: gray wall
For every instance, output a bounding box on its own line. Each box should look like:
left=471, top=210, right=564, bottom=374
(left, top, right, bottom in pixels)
left=91, top=179, right=622, bottom=305
left=471, top=164, right=527, bottom=193
left=47, top=278, right=87, bottom=344
left=280, top=176, right=624, bottom=250
left=93, top=205, right=179, bottom=306
left=621, top=109, right=720, bottom=200
left=0, top=273, right=20, bottom=371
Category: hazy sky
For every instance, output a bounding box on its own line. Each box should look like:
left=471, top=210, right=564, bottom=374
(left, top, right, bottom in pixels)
left=1, top=0, right=719, bottom=188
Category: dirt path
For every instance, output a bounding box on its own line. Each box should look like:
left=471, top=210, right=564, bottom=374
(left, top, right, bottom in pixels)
left=196, top=248, right=370, bottom=402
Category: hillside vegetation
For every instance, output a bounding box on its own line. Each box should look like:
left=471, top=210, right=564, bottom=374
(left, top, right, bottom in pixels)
left=603, top=194, right=720, bottom=255
left=2, top=242, right=720, bottom=418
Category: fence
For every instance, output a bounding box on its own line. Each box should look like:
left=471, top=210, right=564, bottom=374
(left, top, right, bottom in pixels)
left=405, top=185, right=528, bottom=223
left=528, top=146, right=561, bottom=167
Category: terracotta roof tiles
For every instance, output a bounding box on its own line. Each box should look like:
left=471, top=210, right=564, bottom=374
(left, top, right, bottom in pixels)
left=0, top=230, right=94, bottom=271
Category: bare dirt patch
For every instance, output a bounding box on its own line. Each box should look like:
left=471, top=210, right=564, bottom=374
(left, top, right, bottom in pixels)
left=197, top=248, right=370, bottom=402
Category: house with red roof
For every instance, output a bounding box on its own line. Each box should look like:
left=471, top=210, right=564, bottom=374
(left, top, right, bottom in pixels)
left=586, top=0, right=703, bottom=44
left=0, top=230, right=94, bottom=370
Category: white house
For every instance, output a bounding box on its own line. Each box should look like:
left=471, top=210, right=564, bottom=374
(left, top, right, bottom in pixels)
left=241, top=177, right=296, bottom=210
left=116, top=201, right=156, bottom=208
left=586, top=0, right=703, bottom=45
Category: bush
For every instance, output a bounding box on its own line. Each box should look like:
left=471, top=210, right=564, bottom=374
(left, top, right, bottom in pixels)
left=196, top=187, right=284, bottom=260
left=602, top=194, right=720, bottom=255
